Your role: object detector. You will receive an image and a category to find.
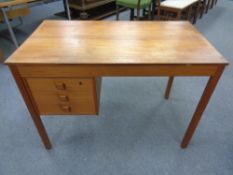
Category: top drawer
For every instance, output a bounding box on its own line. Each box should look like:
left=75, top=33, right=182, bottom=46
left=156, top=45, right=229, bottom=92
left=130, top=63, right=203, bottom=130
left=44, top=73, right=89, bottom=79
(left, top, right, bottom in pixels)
left=27, top=78, right=93, bottom=95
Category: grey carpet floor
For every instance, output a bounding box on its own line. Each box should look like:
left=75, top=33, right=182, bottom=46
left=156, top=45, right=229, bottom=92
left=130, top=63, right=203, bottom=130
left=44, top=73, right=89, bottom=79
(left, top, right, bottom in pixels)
left=0, top=0, right=233, bottom=174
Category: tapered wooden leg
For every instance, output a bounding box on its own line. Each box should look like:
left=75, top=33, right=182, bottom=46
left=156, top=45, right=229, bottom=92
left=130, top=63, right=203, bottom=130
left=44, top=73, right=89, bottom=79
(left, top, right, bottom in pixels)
left=30, top=112, right=52, bottom=149
left=181, top=66, right=225, bottom=148
left=164, top=76, right=174, bottom=99
left=9, top=66, right=52, bottom=149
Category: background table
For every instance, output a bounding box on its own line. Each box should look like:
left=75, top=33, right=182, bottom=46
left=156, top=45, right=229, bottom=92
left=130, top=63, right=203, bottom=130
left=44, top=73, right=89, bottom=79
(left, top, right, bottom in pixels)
left=0, top=0, right=70, bottom=48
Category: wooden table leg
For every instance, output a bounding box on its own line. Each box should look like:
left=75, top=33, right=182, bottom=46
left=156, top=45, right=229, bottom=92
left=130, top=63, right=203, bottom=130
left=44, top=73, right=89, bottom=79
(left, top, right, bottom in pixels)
left=181, top=65, right=225, bottom=148
left=9, top=66, right=52, bottom=149
left=164, top=76, right=174, bottom=99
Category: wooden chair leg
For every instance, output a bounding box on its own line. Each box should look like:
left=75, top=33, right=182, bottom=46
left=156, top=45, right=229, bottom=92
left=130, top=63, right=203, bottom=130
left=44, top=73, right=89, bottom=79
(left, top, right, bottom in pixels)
left=186, top=6, right=192, bottom=20
left=130, top=9, right=134, bottom=20
left=164, top=76, right=174, bottom=99
left=148, top=3, right=152, bottom=20
left=205, top=0, right=210, bottom=13
left=176, top=11, right=181, bottom=20
left=116, top=5, right=119, bottom=20
left=143, top=9, right=146, bottom=16
left=210, top=0, right=214, bottom=8
left=151, top=1, right=155, bottom=20
left=192, top=2, right=199, bottom=24
left=157, top=7, right=161, bottom=20
left=136, top=7, right=140, bottom=20
left=200, top=0, right=206, bottom=19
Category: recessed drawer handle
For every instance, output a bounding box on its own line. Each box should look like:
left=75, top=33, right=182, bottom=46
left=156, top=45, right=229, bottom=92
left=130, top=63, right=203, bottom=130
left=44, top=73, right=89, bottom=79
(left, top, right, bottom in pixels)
left=58, top=95, right=69, bottom=101
left=55, top=82, right=66, bottom=90
left=60, top=105, right=71, bottom=112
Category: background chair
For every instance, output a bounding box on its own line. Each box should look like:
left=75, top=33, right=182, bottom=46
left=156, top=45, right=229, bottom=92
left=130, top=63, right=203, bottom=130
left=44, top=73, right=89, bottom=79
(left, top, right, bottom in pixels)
left=116, top=0, right=152, bottom=20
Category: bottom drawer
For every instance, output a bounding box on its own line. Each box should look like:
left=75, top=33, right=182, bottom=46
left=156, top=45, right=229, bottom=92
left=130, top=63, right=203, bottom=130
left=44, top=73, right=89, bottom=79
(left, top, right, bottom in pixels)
left=37, top=101, right=96, bottom=115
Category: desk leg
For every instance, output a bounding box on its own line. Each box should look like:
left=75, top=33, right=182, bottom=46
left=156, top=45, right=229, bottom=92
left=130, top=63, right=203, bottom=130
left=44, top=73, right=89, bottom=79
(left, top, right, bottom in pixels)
left=181, top=66, right=225, bottom=148
left=9, top=66, right=52, bottom=149
left=1, top=8, right=19, bottom=48
left=164, top=76, right=174, bottom=99
left=64, top=0, right=71, bottom=20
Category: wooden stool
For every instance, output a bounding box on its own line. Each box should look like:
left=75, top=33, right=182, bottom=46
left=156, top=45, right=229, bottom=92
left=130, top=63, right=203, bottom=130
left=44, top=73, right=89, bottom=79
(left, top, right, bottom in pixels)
left=157, top=0, right=199, bottom=24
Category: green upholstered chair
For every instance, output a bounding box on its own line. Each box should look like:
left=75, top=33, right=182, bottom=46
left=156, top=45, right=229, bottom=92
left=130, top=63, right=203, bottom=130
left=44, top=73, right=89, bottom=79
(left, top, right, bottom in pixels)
left=116, top=0, right=152, bottom=20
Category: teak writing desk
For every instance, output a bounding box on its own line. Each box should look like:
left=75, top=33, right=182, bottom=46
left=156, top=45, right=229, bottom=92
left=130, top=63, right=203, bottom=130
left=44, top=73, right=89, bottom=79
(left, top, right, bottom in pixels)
left=5, top=21, right=228, bottom=149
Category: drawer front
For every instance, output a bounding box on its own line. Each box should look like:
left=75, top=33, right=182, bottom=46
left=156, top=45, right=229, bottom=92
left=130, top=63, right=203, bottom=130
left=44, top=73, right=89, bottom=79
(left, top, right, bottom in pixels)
left=27, top=78, right=93, bottom=94
left=32, top=101, right=96, bottom=115
left=26, top=78, right=97, bottom=115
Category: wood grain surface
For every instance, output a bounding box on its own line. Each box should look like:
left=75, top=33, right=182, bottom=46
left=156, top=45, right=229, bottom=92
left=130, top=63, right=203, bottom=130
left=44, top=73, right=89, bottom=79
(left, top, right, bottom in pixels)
left=5, top=20, right=228, bottom=65
left=0, top=0, right=36, bottom=8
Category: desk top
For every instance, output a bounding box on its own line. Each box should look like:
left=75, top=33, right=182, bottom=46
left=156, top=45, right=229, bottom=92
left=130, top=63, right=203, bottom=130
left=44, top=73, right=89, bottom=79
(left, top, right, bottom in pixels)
left=0, top=0, right=36, bottom=7
left=5, top=20, right=228, bottom=65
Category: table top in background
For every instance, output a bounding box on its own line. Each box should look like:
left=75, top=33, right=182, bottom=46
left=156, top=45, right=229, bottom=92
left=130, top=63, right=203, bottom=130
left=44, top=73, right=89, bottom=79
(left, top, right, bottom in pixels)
left=0, top=0, right=36, bottom=8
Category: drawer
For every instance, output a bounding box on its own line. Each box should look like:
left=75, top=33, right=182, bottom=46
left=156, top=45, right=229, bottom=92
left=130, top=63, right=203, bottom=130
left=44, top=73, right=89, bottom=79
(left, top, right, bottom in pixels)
left=26, top=78, right=98, bottom=115
left=32, top=101, right=96, bottom=115
left=30, top=92, right=94, bottom=103
left=26, top=78, right=93, bottom=94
